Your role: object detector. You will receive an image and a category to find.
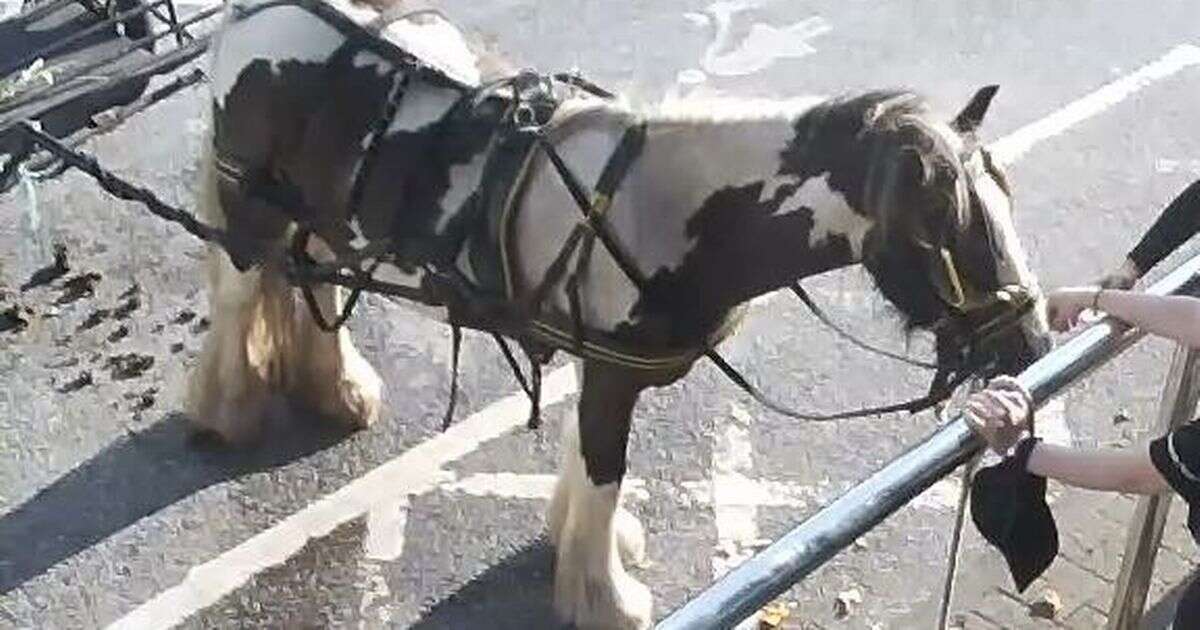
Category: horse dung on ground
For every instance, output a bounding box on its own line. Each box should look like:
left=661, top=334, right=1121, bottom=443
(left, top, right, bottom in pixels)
left=193, top=1, right=1051, bottom=627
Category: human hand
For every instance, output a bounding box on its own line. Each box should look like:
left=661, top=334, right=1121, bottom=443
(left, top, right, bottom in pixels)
left=965, top=376, right=1033, bottom=454
left=1046, top=287, right=1100, bottom=332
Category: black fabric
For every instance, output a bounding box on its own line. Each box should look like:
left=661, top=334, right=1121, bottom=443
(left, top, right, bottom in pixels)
left=971, top=437, right=1058, bottom=592
left=1150, top=422, right=1200, bottom=544
left=1148, top=422, right=1200, bottom=627
left=1176, top=574, right=1200, bottom=628
left=1129, top=179, right=1200, bottom=274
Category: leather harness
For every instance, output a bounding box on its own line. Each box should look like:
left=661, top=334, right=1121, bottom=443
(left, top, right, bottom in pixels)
left=213, top=0, right=1036, bottom=430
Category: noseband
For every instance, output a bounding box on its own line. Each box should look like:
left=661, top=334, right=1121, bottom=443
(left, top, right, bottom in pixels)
left=921, top=144, right=1035, bottom=369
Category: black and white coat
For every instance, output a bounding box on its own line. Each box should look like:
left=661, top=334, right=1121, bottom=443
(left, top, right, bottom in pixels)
left=195, top=3, right=1051, bottom=628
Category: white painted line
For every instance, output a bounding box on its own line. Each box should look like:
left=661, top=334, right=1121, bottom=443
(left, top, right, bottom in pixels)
left=988, top=44, right=1200, bottom=165
left=683, top=476, right=819, bottom=511
left=363, top=497, right=409, bottom=562
left=439, top=473, right=649, bottom=503
left=106, top=365, right=579, bottom=630
left=356, top=560, right=394, bottom=627
left=708, top=404, right=764, bottom=579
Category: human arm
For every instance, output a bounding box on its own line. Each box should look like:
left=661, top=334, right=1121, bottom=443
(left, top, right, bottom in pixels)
left=1126, top=179, right=1200, bottom=279
left=1023, top=443, right=1168, bottom=495
left=965, top=378, right=1171, bottom=495
left=1097, top=179, right=1200, bottom=289
left=1046, top=287, right=1200, bottom=348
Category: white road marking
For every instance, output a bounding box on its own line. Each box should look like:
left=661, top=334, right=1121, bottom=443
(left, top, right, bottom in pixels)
left=363, top=497, right=409, bottom=561
left=686, top=2, right=830, bottom=78
left=707, top=403, right=759, bottom=579
left=106, top=365, right=579, bottom=630
left=1, top=0, right=21, bottom=19
left=356, top=560, right=394, bottom=629
left=988, top=44, right=1200, bottom=165
left=438, top=473, right=649, bottom=503
left=1155, top=158, right=1200, bottom=175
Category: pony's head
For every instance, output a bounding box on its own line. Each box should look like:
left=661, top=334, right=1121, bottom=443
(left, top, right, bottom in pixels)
left=858, top=86, right=1051, bottom=377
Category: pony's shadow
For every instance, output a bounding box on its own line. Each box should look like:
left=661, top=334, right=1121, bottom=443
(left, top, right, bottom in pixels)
left=0, top=408, right=350, bottom=595
left=411, top=538, right=569, bottom=630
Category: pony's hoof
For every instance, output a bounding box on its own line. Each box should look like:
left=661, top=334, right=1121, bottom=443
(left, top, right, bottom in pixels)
left=185, top=376, right=269, bottom=447
left=554, top=568, right=652, bottom=630
left=310, top=350, right=383, bottom=429
left=615, top=507, right=647, bottom=567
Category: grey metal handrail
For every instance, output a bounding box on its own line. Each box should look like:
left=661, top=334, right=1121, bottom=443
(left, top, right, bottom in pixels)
left=658, top=251, right=1200, bottom=630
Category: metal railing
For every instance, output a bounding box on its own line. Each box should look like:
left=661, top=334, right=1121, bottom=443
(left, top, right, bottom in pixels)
left=658, top=251, right=1200, bottom=630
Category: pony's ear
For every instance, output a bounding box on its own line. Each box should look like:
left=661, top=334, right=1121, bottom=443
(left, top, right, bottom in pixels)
left=952, top=85, right=999, bottom=133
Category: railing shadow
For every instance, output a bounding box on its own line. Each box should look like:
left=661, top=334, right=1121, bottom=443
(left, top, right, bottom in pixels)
left=0, top=408, right=350, bottom=594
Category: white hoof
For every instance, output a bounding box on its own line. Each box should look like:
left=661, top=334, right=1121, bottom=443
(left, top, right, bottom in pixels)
left=185, top=376, right=270, bottom=446
left=554, top=559, right=652, bottom=630
left=306, top=343, right=382, bottom=429
left=337, top=347, right=383, bottom=429
left=186, top=338, right=271, bottom=446
left=615, top=507, right=647, bottom=567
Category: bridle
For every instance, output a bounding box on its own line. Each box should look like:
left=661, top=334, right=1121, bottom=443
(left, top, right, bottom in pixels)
left=761, top=144, right=1037, bottom=421
left=921, top=144, right=1037, bottom=359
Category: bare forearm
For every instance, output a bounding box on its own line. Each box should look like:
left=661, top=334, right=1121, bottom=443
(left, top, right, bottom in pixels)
left=1097, top=290, right=1200, bottom=348
left=1025, top=442, right=1169, bottom=495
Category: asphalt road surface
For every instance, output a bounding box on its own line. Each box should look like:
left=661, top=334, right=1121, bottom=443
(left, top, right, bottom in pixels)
left=3, top=1, right=1200, bottom=628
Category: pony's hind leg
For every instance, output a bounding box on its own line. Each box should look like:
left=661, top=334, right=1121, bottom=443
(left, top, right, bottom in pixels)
left=186, top=147, right=293, bottom=444
left=290, top=237, right=382, bottom=429
left=550, top=361, right=651, bottom=630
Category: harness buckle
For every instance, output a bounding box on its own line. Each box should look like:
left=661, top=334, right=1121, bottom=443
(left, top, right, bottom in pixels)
left=509, top=69, right=558, bottom=133
left=590, top=192, right=612, bottom=217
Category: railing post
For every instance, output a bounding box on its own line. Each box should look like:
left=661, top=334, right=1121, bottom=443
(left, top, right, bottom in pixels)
left=1106, top=345, right=1200, bottom=629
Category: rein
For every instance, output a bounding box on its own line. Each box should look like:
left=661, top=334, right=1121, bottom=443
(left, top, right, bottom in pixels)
left=791, top=282, right=939, bottom=370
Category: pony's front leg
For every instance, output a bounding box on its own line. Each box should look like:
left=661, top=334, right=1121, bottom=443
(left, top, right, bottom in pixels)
left=550, top=361, right=651, bottom=630
left=186, top=146, right=288, bottom=445
left=291, top=237, right=382, bottom=429
left=187, top=246, right=282, bottom=445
